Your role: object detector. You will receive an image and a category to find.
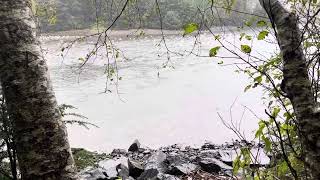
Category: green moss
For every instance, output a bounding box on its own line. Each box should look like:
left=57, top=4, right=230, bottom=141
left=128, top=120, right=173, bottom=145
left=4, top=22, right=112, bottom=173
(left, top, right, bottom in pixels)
left=72, top=148, right=110, bottom=171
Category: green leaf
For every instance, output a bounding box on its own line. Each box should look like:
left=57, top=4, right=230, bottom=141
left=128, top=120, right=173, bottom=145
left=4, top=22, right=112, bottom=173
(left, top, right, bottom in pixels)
left=278, top=161, right=289, bottom=176
left=304, top=41, right=314, bottom=48
left=258, top=30, right=269, bottom=40
left=239, top=33, right=245, bottom=41
left=233, top=155, right=241, bottom=174
left=244, top=85, right=251, bottom=92
left=272, top=107, right=281, bottom=117
left=256, top=20, right=267, bottom=27
left=262, top=135, right=272, bottom=152
left=254, top=76, right=262, bottom=84
left=209, top=46, right=221, bottom=57
left=183, top=23, right=199, bottom=36
left=241, top=44, right=251, bottom=53
left=284, top=112, right=293, bottom=120
left=214, top=34, right=221, bottom=40
left=281, top=124, right=294, bottom=131
left=245, top=35, right=252, bottom=41
left=255, top=120, right=266, bottom=138
left=244, top=21, right=252, bottom=27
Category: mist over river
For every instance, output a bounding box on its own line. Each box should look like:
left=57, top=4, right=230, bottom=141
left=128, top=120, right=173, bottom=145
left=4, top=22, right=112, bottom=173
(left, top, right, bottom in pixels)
left=42, top=30, right=277, bottom=152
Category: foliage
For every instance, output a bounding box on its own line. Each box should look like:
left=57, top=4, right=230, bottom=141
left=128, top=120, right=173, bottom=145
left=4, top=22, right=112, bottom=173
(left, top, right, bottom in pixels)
left=0, top=89, right=96, bottom=179
left=201, top=0, right=320, bottom=179
left=59, top=104, right=98, bottom=129
left=37, top=0, right=264, bottom=32
left=183, top=23, right=199, bottom=36
left=33, top=0, right=319, bottom=179
left=72, top=148, right=110, bottom=171
left=209, top=46, right=221, bottom=57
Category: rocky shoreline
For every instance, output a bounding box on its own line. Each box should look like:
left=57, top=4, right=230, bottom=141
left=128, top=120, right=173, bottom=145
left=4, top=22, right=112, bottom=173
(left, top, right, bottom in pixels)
left=78, top=140, right=267, bottom=180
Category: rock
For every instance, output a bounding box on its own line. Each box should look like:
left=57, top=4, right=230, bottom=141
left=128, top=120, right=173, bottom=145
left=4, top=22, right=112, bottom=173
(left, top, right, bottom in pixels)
left=78, top=168, right=107, bottom=180
left=138, top=169, right=160, bottom=180
left=111, top=149, right=128, bottom=157
left=128, top=158, right=144, bottom=178
left=143, top=149, right=151, bottom=154
left=222, top=160, right=233, bottom=167
left=145, top=151, right=167, bottom=170
left=104, top=167, right=118, bottom=178
left=201, top=142, right=217, bottom=150
left=158, top=173, right=181, bottom=180
left=168, top=163, right=197, bottom=175
left=116, top=164, right=130, bottom=179
left=165, top=152, right=182, bottom=165
left=99, top=156, right=128, bottom=170
left=199, top=150, right=221, bottom=159
left=98, top=156, right=128, bottom=179
left=137, top=151, right=167, bottom=180
left=164, top=152, right=196, bottom=176
left=138, top=171, right=181, bottom=180
left=128, top=139, right=141, bottom=152
left=198, top=158, right=232, bottom=174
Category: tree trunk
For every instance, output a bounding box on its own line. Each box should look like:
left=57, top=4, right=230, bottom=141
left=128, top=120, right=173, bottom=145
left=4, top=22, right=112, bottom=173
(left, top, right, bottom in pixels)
left=259, top=0, right=320, bottom=178
left=0, top=0, right=76, bottom=179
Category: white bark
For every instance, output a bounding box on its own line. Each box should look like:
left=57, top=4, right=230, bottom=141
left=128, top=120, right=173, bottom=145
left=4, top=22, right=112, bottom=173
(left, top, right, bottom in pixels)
left=259, top=0, right=320, bottom=178
left=0, top=0, right=76, bottom=179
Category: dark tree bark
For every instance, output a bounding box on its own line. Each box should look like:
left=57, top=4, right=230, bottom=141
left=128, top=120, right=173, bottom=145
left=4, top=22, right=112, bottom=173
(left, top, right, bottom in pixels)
left=0, top=0, right=76, bottom=179
left=259, top=0, right=320, bottom=178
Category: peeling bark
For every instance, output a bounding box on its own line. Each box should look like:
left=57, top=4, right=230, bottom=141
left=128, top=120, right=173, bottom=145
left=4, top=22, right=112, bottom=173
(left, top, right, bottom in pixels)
left=259, top=0, right=320, bottom=178
left=0, top=0, right=76, bottom=179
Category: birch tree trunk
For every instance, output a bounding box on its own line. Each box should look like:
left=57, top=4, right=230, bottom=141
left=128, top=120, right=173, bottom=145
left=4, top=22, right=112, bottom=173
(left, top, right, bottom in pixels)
left=259, top=0, right=320, bottom=178
left=0, top=0, right=76, bottom=179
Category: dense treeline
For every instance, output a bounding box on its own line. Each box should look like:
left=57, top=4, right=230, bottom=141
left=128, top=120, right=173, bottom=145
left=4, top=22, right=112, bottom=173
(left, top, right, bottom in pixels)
left=38, top=0, right=265, bottom=32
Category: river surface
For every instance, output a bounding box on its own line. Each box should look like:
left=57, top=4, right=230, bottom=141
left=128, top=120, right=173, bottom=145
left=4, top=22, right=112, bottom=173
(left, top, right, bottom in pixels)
left=42, top=31, right=277, bottom=152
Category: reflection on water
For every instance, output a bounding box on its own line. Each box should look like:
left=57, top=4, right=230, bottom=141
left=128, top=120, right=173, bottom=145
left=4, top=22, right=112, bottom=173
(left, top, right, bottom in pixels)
left=43, top=33, right=276, bottom=152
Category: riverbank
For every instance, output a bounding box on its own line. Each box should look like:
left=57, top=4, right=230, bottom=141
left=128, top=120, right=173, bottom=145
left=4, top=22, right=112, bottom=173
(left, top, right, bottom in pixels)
left=42, top=29, right=182, bottom=37
left=40, top=29, right=182, bottom=42
left=39, top=27, right=243, bottom=43
left=77, top=140, right=268, bottom=180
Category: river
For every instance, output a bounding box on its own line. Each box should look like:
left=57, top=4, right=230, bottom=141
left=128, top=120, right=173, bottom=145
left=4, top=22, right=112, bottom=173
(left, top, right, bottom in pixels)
left=42, top=30, right=277, bottom=152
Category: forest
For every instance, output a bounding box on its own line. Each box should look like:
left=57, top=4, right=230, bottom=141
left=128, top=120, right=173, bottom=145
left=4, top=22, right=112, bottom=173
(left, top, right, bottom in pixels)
left=0, top=0, right=320, bottom=179
left=37, top=0, right=264, bottom=32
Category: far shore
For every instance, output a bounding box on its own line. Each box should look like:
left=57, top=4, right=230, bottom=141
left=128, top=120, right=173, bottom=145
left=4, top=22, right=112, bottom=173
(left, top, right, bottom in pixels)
left=40, top=29, right=183, bottom=42
left=41, top=28, right=182, bottom=37
left=39, top=27, right=242, bottom=42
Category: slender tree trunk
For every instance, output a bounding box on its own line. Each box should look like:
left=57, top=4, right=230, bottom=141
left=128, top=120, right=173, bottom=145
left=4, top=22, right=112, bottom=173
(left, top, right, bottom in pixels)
left=259, top=0, right=320, bottom=178
left=0, top=0, right=76, bottom=179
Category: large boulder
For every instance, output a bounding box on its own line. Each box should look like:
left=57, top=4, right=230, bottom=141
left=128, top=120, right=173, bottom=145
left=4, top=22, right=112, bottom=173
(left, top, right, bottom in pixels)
left=167, top=163, right=197, bottom=176
left=78, top=168, right=107, bottom=180
left=128, top=139, right=141, bottom=152
left=145, top=151, right=167, bottom=170
left=98, top=156, right=128, bottom=179
left=165, top=152, right=197, bottom=176
left=117, top=164, right=130, bottom=179
left=137, top=151, right=167, bottom=179
left=137, top=169, right=159, bottom=180
left=128, top=158, right=144, bottom=178
left=198, top=158, right=232, bottom=174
